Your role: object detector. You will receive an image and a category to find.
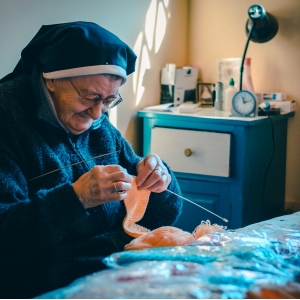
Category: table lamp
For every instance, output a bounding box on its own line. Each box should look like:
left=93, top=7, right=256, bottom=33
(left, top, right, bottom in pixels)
left=239, top=4, right=279, bottom=90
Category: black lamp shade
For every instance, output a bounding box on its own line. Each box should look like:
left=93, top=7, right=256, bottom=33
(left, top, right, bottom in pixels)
left=245, top=4, right=278, bottom=43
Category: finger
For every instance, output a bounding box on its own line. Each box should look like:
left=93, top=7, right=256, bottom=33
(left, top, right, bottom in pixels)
left=154, top=165, right=169, bottom=177
left=112, top=181, right=132, bottom=193
left=137, top=169, right=169, bottom=191
left=109, top=191, right=128, bottom=201
left=94, top=164, right=126, bottom=174
left=147, top=174, right=169, bottom=192
left=152, top=172, right=171, bottom=192
left=93, top=165, right=133, bottom=184
left=109, top=171, right=133, bottom=184
left=136, top=155, right=159, bottom=186
left=137, top=167, right=161, bottom=190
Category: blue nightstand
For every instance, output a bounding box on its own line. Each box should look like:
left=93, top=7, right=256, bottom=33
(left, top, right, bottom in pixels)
left=137, top=108, right=294, bottom=230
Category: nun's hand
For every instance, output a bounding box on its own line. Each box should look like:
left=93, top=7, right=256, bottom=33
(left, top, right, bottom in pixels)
left=136, top=154, right=171, bottom=193
left=72, top=165, right=133, bottom=209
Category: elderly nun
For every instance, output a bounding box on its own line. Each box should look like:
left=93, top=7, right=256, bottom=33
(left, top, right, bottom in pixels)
left=0, top=21, right=182, bottom=298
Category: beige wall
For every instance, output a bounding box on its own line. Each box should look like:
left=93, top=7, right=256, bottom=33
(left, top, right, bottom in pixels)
left=1, top=0, right=298, bottom=209
left=188, top=0, right=300, bottom=210
left=116, top=0, right=188, bottom=155
left=0, top=0, right=188, bottom=155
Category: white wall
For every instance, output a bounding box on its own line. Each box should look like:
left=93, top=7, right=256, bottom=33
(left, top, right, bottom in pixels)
left=0, top=0, right=188, bottom=154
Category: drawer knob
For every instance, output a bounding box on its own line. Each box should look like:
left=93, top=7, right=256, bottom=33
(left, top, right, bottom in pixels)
left=184, top=148, right=192, bottom=157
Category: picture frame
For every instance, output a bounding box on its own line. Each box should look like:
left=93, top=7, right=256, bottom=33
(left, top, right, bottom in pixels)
left=196, top=82, right=214, bottom=106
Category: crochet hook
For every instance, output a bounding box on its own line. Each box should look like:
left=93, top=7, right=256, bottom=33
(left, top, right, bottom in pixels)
left=166, top=189, right=228, bottom=223
left=28, top=150, right=120, bottom=181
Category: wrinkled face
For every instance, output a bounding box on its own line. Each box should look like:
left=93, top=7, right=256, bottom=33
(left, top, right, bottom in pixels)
left=45, top=75, right=122, bottom=135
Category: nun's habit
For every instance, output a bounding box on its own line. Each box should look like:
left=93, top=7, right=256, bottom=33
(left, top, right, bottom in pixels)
left=0, top=21, right=136, bottom=83
left=0, top=22, right=182, bottom=299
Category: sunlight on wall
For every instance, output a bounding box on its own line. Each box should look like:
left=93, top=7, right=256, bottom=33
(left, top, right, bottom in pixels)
left=110, top=0, right=170, bottom=127
left=145, top=0, right=157, bottom=51
left=155, top=2, right=167, bottom=53
left=132, top=0, right=170, bottom=106
left=108, top=106, right=117, bottom=127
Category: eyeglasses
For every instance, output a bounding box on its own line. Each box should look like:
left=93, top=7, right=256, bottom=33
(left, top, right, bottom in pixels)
left=68, top=79, right=123, bottom=109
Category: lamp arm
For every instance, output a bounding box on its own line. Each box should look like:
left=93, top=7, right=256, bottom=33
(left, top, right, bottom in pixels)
left=239, top=24, right=255, bottom=91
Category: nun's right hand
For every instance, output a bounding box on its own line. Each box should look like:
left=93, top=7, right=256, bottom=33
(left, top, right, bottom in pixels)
left=72, top=165, right=133, bottom=208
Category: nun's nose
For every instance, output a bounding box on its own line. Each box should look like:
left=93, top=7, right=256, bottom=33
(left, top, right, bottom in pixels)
left=87, top=102, right=106, bottom=120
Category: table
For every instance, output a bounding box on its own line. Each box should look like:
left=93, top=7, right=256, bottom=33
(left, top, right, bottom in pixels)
left=38, top=211, right=300, bottom=299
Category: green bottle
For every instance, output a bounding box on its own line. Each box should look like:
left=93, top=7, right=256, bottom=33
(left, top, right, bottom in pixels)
left=223, top=78, right=238, bottom=112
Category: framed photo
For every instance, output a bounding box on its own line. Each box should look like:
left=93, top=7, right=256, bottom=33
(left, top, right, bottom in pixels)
left=196, top=82, right=214, bottom=105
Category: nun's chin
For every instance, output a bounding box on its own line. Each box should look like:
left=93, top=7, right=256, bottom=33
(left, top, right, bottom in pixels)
left=65, top=115, right=93, bottom=135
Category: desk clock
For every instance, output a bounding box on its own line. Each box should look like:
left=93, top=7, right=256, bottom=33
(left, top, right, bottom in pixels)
left=231, top=90, right=257, bottom=117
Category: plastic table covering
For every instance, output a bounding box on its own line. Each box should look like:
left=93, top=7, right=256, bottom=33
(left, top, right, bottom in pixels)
left=37, top=211, right=300, bottom=299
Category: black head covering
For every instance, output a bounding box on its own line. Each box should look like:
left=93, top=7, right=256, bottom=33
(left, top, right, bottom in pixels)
left=0, top=21, right=137, bottom=84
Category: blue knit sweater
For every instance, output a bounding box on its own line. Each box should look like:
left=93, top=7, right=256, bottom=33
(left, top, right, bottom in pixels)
left=0, top=74, right=182, bottom=298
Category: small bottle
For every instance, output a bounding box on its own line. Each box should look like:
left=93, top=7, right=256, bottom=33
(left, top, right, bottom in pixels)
left=242, top=57, right=255, bottom=92
left=214, top=82, right=223, bottom=110
left=223, top=78, right=238, bottom=112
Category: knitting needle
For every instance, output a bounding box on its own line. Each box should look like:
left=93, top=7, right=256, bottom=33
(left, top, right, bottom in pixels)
left=28, top=150, right=120, bottom=181
left=166, top=189, right=228, bottom=223
left=28, top=151, right=228, bottom=222
left=132, top=175, right=228, bottom=223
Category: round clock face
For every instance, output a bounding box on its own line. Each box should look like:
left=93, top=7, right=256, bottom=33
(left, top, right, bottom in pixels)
left=232, top=90, right=256, bottom=116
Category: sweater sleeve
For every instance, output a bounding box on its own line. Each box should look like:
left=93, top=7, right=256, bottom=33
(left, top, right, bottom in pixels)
left=0, top=115, right=101, bottom=256
left=0, top=148, right=90, bottom=250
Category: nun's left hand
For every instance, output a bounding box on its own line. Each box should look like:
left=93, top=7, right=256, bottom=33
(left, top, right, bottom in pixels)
left=136, top=154, right=171, bottom=193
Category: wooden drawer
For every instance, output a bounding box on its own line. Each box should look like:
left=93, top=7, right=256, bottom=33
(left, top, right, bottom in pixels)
left=151, top=127, right=231, bottom=177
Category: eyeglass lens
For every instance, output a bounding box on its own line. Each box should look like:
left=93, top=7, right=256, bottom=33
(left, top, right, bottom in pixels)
left=68, top=79, right=122, bottom=109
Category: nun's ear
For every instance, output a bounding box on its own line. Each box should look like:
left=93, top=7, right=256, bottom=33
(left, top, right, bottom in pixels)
left=45, top=79, right=55, bottom=92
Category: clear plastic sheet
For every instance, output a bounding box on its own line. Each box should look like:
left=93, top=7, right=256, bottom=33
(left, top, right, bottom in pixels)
left=37, top=212, right=300, bottom=299
left=38, top=260, right=293, bottom=299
